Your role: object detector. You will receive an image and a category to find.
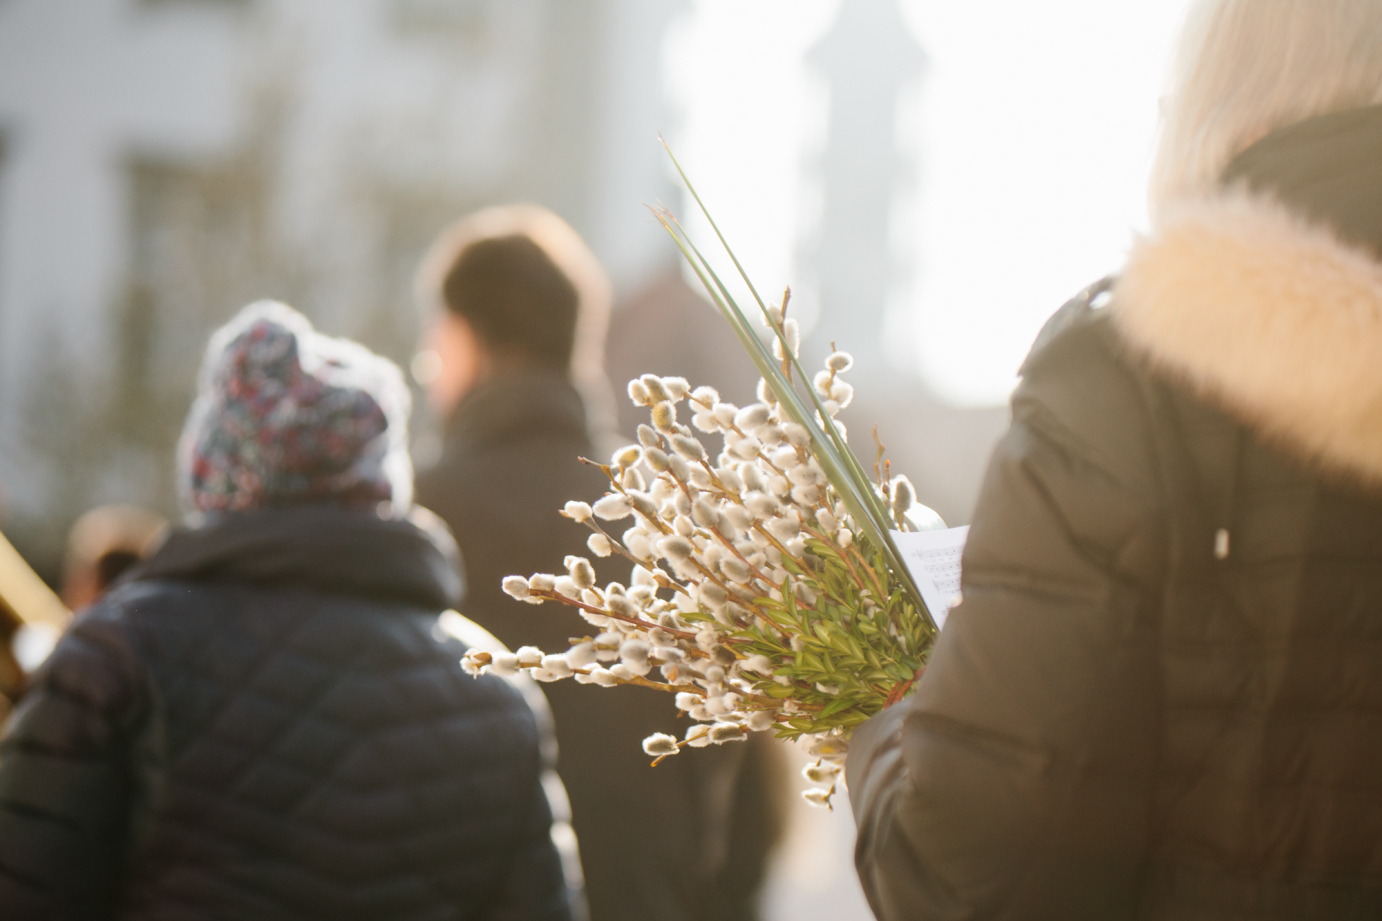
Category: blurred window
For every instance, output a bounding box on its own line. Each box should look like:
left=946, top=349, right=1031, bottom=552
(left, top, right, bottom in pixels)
left=391, top=0, right=489, bottom=41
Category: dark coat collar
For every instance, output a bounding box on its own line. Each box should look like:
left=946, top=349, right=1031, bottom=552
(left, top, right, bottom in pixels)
left=443, top=369, right=590, bottom=453
left=1223, top=102, right=1382, bottom=259
left=128, top=505, right=463, bottom=610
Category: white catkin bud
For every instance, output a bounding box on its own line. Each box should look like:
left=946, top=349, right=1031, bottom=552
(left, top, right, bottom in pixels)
left=743, top=654, right=774, bottom=675
left=668, top=454, right=691, bottom=482
left=820, top=400, right=840, bottom=418
left=527, top=574, right=556, bottom=593
left=816, top=509, right=837, bottom=533
left=802, top=788, right=833, bottom=808
left=723, top=505, right=753, bottom=532
left=837, top=527, right=853, bottom=548
left=643, top=733, right=680, bottom=757
left=502, top=576, right=531, bottom=600
left=772, top=336, right=788, bottom=361
left=782, top=423, right=811, bottom=448
left=740, top=464, right=766, bottom=492
left=713, top=403, right=738, bottom=427
left=591, top=668, right=619, bottom=687
left=540, top=655, right=574, bottom=678
left=563, top=501, right=593, bottom=523
left=703, top=695, right=729, bottom=715
left=703, top=543, right=724, bottom=571
left=567, top=557, right=596, bottom=588
left=716, top=467, right=744, bottom=493
left=587, top=533, right=613, bottom=557
left=460, top=650, right=488, bottom=676
left=627, top=492, right=658, bottom=521
left=710, top=723, right=748, bottom=744
left=770, top=446, right=799, bottom=470
left=567, top=642, right=597, bottom=669
left=748, top=710, right=776, bottom=732
left=757, top=378, right=776, bottom=405
left=637, top=424, right=661, bottom=448
left=699, top=582, right=729, bottom=609
left=745, top=492, right=779, bottom=518
left=692, top=411, right=719, bottom=433
left=662, top=377, right=690, bottom=401
left=830, top=380, right=854, bottom=408
left=813, top=369, right=834, bottom=397
left=670, top=434, right=707, bottom=461
left=686, top=724, right=712, bottom=747
left=624, top=531, right=652, bottom=561
left=803, top=761, right=843, bottom=783
left=622, top=467, right=646, bottom=491
left=892, top=476, right=916, bottom=514
left=515, top=646, right=544, bottom=667
left=612, top=445, right=643, bottom=469
left=691, top=385, right=720, bottom=406
left=675, top=692, right=700, bottom=711
left=826, top=350, right=854, bottom=372
left=730, top=436, right=762, bottom=461
left=641, top=374, right=671, bottom=403
left=791, top=484, right=821, bottom=508
left=618, top=639, right=650, bottom=667
left=787, top=464, right=817, bottom=487
left=784, top=319, right=801, bottom=353
left=767, top=474, right=791, bottom=498
left=643, top=447, right=670, bottom=472
left=805, top=735, right=850, bottom=758
left=606, top=594, right=638, bottom=619
left=489, top=652, right=521, bottom=676
left=692, top=498, right=721, bottom=529
left=593, top=494, right=633, bottom=520
left=673, top=515, right=695, bottom=538
left=554, top=576, right=580, bottom=599
left=757, top=424, right=785, bottom=446
left=735, top=404, right=772, bottom=431
left=631, top=565, right=658, bottom=588
left=627, top=379, right=650, bottom=405
left=651, top=401, right=676, bottom=433
left=580, top=608, right=612, bottom=628
left=609, top=663, right=635, bottom=680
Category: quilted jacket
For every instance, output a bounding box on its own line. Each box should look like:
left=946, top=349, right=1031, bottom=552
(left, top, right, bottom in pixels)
left=0, top=505, right=572, bottom=921
left=848, top=104, right=1382, bottom=919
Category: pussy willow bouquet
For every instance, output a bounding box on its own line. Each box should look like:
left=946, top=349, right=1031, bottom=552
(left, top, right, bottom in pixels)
left=462, top=150, right=944, bottom=807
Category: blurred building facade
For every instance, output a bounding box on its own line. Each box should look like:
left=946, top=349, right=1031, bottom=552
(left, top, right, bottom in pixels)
left=0, top=0, right=687, bottom=572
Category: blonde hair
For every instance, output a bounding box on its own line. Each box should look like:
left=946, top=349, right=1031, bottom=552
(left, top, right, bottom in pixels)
left=1151, top=0, right=1382, bottom=212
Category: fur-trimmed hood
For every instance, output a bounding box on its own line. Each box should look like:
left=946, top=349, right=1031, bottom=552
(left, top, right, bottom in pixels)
left=1113, top=104, right=1382, bottom=484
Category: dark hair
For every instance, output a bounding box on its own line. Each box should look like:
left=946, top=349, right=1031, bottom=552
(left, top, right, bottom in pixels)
left=439, top=233, right=580, bottom=369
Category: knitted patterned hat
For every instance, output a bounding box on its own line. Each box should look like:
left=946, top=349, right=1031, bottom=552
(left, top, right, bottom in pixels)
left=178, top=301, right=413, bottom=516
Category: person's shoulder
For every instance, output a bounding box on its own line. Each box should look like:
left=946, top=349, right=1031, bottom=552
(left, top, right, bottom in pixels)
left=1014, top=277, right=1157, bottom=468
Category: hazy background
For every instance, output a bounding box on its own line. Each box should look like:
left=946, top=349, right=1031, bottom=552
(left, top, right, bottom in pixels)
left=0, top=1, right=1192, bottom=916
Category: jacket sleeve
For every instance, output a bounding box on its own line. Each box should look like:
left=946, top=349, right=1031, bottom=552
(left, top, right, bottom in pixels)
left=486, top=766, right=576, bottom=921
left=847, top=323, right=1166, bottom=921
left=0, top=610, right=143, bottom=919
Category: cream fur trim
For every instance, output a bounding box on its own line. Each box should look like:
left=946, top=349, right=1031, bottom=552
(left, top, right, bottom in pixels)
left=1113, top=189, right=1382, bottom=483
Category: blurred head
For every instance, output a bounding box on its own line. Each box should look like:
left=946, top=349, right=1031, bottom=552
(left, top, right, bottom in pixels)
left=61, top=505, right=168, bottom=609
left=178, top=301, right=413, bottom=518
left=413, top=204, right=611, bottom=417
left=1151, top=0, right=1382, bottom=212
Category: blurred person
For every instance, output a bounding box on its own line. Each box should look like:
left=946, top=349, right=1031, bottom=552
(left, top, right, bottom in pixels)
left=414, top=205, right=783, bottom=921
left=847, top=1, right=1382, bottom=919
left=59, top=504, right=168, bottom=610
left=0, top=302, right=572, bottom=920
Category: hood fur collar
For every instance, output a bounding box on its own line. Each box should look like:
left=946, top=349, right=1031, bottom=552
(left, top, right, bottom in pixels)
left=1113, top=188, right=1382, bottom=484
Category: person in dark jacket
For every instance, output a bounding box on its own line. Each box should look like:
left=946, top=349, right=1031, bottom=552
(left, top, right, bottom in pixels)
left=0, top=301, right=573, bottom=921
left=847, top=2, right=1382, bottom=919
left=413, top=206, right=783, bottom=921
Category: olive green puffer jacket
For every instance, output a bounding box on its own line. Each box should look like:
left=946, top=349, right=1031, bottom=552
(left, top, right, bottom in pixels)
left=848, top=103, right=1382, bottom=920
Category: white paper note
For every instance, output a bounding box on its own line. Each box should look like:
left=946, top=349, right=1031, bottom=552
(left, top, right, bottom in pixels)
left=891, top=526, right=970, bottom=630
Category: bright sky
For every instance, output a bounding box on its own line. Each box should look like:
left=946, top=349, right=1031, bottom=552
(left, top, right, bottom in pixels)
left=667, top=0, right=1193, bottom=406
